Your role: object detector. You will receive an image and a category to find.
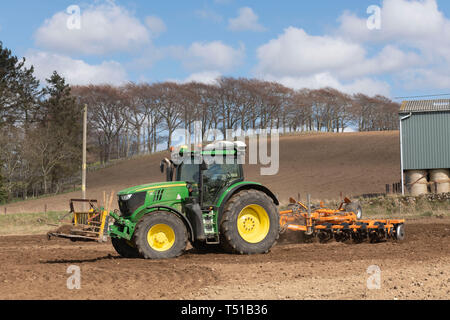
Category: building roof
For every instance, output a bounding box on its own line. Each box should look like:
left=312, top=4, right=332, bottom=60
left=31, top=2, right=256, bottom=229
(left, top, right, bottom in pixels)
left=400, top=99, right=450, bottom=113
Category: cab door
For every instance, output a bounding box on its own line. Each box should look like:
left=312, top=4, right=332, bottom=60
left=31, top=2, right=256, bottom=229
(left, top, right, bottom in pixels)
left=201, top=162, right=243, bottom=207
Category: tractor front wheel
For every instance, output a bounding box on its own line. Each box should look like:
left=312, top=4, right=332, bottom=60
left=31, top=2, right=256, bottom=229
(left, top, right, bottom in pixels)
left=111, top=237, right=141, bottom=258
left=220, top=189, right=279, bottom=254
left=134, top=211, right=188, bottom=259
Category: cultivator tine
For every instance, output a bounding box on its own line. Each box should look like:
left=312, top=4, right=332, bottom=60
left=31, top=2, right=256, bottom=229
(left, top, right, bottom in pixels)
left=279, top=195, right=405, bottom=244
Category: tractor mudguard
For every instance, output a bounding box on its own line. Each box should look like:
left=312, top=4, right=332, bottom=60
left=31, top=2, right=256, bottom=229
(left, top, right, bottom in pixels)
left=217, top=182, right=279, bottom=220
left=143, top=205, right=195, bottom=242
left=184, top=202, right=206, bottom=241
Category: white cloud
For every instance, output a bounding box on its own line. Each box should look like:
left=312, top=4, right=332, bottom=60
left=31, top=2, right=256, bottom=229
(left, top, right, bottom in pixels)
left=255, top=27, right=418, bottom=82
left=338, top=0, right=450, bottom=46
left=183, top=71, right=222, bottom=85
left=335, top=0, right=450, bottom=91
left=34, top=2, right=150, bottom=55
left=145, top=16, right=167, bottom=38
left=228, top=7, right=266, bottom=32
left=398, top=68, right=450, bottom=90
left=26, top=50, right=127, bottom=85
left=262, top=73, right=391, bottom=97
left=168, top=71, right=222, bottom=85
left=183, top=41, right=245, bottom=72
left=255, top=1, right=450, bottom=96
left=337, top=45, right=422, bottom=79
left=256, top=27, right=366, bottom=77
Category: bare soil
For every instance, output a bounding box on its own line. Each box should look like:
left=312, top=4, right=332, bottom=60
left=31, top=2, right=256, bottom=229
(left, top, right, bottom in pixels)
left=0, top=218, right=448, bottom=300
left=0, top=131, right=400, bottom=214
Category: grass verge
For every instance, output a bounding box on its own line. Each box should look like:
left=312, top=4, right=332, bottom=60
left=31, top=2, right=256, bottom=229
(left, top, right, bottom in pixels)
left=0, top=211, right=67, bottom=236
left=358, top=195, right=450, bottom=219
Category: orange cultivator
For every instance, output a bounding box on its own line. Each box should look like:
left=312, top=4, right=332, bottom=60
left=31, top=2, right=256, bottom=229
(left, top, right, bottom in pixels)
left=279, top=197, right=405, bottom=243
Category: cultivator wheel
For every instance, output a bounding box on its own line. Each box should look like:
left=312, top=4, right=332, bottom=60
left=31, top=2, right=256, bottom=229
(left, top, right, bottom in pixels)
left=344, top=202, right=363, bottom=219
left=395, top=224, right=405, bottom=241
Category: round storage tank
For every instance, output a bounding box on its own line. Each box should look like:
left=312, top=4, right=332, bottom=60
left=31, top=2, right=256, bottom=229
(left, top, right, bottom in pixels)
left=430, top=169, right=450, bottom=194
left=406, top=170, right=428, bottom=196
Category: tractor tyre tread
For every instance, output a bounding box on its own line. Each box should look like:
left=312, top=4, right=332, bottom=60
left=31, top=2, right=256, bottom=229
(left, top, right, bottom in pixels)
left=219, top=189, right=279, bottom=255
left=134, top=211, right=188, bottom=259
left=111, top=237, right=141, bottom=258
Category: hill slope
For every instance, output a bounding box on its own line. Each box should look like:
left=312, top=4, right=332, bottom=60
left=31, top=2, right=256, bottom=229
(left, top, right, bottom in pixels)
left=1, top=131, right=400, bottom=213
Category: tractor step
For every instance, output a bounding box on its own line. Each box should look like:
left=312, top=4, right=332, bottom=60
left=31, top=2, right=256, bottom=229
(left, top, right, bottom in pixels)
left=205, top=236, right=220, bottom=244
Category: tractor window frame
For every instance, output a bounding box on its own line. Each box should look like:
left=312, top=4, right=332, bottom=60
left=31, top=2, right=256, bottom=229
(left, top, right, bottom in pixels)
left=201, top=159, right=244, bottom=208
left=176, top=162, right=201, bottom=185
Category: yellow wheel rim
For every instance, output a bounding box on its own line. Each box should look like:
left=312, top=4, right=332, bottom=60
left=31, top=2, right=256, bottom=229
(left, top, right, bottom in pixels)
left=237, top=204, right=270, bottom=243
left=147, top=224, right=175, bottom=252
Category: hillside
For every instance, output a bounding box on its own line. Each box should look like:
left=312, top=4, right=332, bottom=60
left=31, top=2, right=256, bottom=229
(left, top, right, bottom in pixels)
left=1, top=131, right=400, bottom=214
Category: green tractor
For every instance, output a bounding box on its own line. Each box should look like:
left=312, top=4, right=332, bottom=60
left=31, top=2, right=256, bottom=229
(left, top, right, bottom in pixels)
left=108, top=141, right=280, bottom=259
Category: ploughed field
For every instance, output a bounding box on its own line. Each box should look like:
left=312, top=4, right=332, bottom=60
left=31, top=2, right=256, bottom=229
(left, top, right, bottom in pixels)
left=0, top=131, right=400, bottom=214
left=0, top=218, right=448, bottom=300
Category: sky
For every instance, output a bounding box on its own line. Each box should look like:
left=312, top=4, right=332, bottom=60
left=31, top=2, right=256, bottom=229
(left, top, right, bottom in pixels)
left=1, top=0, right=450, bottom=99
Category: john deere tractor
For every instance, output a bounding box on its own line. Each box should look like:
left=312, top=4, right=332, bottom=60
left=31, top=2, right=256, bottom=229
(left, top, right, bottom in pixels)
left=108, top=141, right=280, bottom=259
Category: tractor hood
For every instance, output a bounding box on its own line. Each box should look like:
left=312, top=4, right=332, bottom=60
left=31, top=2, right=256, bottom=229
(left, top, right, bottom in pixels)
left=118, top=181, right=187, bottom=196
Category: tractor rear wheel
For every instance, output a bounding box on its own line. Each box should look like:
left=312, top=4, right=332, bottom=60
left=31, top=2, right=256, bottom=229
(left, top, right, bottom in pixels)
left=134, top=211, right=188, bottom=259
left=219, top=189, right=279, bottom=254
left=111, top=237, right=141, bottom=258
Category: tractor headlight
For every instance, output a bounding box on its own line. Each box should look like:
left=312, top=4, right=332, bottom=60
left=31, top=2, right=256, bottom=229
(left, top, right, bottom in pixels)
left=120, top=194, right=132, bottom=201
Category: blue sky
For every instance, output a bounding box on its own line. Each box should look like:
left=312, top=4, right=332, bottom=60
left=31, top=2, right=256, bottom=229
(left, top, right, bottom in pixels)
left=1, top=0, right=450, bottom=99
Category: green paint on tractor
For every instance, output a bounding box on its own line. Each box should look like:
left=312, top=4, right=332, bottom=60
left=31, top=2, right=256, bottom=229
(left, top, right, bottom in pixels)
left=107, top=141, right=281, bottom=259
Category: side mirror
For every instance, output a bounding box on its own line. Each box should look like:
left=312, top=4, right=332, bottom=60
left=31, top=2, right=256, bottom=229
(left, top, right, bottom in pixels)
left=200, top=161, right=208, bottom=171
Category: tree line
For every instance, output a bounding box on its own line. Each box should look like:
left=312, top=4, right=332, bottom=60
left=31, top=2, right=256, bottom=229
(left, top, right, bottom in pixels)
left=72, top=79, right=399, bottom=164
left=0, top=42, right=400, bottom=202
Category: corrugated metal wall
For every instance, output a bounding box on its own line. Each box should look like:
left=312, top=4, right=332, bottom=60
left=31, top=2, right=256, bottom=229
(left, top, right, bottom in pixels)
left=400, top=111, right=450, bottom=170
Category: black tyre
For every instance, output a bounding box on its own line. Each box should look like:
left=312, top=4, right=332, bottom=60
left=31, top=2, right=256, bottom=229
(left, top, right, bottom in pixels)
left=395, top=224, right=405, bottom=241
left=134, top=211, right=188, bottom=259
left=111, top=237, right=141, bottom=258
left=219, top=189, right=279, bottom=254
left=345, top=202, right=363, bottom=219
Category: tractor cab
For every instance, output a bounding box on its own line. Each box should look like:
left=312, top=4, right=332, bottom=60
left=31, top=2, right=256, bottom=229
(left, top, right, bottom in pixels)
left=160, top=141, right=245, bottom=207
